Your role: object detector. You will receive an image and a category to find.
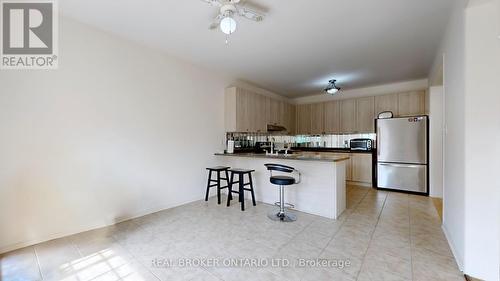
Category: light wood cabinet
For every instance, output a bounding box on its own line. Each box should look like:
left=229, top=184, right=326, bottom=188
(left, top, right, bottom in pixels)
left=375, top=93, right=399, bottom=116
left=345, top=154, right=353, bottom=181
left=351, top=154, right=372, bottom=184
left=310, top=103, right=325, bottom=134
left=235, top=88, right=250, bottom=132
left=356, top=97, right=375, bottom=133
left=267, top=98, right=280, bottom=125
left=324, top=101, right=340, bottom=133
left=287, top=103, right=296, bottom=134
left=254, top=94, right=267, bottom=132
left=340, top=99, right=357, bottom=133
left=296, top=104, right=312, bottom=134
left=398, top=91, right=426, bottom=116
left=225, top=87, right=295, bottom=132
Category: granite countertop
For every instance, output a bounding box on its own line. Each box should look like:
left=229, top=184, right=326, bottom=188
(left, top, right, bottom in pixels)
left=214, top=153, right=350, bottom=162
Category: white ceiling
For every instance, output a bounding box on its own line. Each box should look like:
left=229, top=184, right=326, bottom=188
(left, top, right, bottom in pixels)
left=60, top=0, right=455, bottom=98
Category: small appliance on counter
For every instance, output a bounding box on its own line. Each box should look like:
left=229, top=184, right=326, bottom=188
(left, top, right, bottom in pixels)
left=350, top=138, right=373, bottom=151
left=226, top=140, right=235, bottom=154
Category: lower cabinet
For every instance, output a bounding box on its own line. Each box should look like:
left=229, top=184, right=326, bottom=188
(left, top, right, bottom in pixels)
left=350, top=154, right=372, bottom=184
left=303, top=152, right=372, bottom=185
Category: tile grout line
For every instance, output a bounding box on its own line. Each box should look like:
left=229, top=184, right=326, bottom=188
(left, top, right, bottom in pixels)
left=318, top=187, right=372, bottom=258
left=105, top=221, right=163, bottom=281
left=408, top=195, right=415, bottom=281
left=32, top=246, right=45, bottom=281
left=353, top=190, right=389, bottom=281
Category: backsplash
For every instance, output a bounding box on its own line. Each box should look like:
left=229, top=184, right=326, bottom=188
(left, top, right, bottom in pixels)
left=226, top=132, right=376, bottom=149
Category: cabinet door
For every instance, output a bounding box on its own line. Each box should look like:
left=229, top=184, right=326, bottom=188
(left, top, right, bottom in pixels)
left=296, top=104, right=312, bottom=134
left=324, top=101, right=340, bottom=133
left=351, top=154, right=372, bottom=184
left=398, top=91, right=426, bottom=116
left=345, top=154, right=353, bottom=181
left=268, top=98, right=280, bottom=125
left=287, top=104, right=296, bottom=134
left=356, top=97, right=375, bottom=133
left=254, top=94, right=267, bottom=132
left=310, top=103, right=325, bottom=134
left=235, top=89, right=250, bottom=132
left=278, top=101, right=287, bottom=126
left=375, top=93, right=398, bottom=117
left=340, top=99, right=357, bottom=133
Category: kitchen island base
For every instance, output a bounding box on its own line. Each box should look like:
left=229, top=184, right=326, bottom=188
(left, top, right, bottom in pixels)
left=215, top=154, right=348, bottom=219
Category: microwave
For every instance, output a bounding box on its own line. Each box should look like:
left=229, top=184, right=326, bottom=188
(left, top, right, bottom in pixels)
left=350, top=138, right=373, bottom=151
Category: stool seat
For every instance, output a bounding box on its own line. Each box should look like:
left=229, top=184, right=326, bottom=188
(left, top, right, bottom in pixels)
left=205, top=166, right=231, bottom=204
left=229, top=168, right=255, bottom=173
left=270, top=176, right=295, bottom=186
left=206, top=166, right=230, bottom=171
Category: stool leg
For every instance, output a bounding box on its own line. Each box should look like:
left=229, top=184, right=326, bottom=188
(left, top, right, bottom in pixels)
left=225, top=169, right=232, bottom=201
left=217, top=170, right=222, bottom=205
left=205, top=170, right=212, bottom=201
left=248, top=173, right=256, bottom=206
left=279, top=185, right=285, bottom=219
left=239, top=173, right=245, bottom=211
left=227, top=172, right=234, bottom=207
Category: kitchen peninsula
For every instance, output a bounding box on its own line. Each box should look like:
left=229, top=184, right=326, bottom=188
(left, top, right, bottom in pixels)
left=215, top=152, right=349, bottom=219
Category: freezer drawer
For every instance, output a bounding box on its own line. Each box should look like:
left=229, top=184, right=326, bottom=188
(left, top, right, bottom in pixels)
left=377, top=163, right=427, bottom=193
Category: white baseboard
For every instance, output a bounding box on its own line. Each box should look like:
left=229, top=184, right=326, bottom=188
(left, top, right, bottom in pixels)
left=347, top=181, right=372, bottom=187
left=442, top=224, right=464, bottom=271
left=0, top=196, right=202, bottom=255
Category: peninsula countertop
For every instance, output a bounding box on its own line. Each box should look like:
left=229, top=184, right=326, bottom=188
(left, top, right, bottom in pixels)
left=214, top=152, right=350, bottom=162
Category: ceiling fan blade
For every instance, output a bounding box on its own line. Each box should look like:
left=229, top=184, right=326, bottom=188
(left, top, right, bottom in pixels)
left=208, top=14, right=223, bottom=30
left=200, top=0, right=221, bottom=7
left=237, top=7, right=264, bottom=22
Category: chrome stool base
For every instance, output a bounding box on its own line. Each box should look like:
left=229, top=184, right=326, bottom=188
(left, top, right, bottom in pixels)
left=267, top=210, right=297, bottom=222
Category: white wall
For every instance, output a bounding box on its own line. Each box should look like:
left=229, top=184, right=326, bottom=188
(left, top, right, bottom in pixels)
left=0, top=18, right=232, bottom=254
left=431, top=0, right=500, bottom=279
left=428, top=86, right=444, bottom=198
left=464, top=1, right=500, bottom=279
left=430, top=0, right=468, bottom=270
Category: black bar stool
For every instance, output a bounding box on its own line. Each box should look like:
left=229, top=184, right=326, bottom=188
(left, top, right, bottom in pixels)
left=264, top=163, right=301, bottom=222
left=205, top=166, right=231, bottom=204
left=227, top=169, right=256, bottom=211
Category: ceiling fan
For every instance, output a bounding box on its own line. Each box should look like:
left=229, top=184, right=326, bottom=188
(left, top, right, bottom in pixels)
left=201, top=0, right=265, bottom=36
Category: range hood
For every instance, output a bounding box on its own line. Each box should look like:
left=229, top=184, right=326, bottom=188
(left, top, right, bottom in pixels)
left=267, top=124, right=287, bottom=132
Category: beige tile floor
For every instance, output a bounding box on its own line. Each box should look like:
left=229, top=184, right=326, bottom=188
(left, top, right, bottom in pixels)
left=0, top=186, right=465, bottom=281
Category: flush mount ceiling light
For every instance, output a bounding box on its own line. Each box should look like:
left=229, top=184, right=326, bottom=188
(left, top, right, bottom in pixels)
left=325, top=79, right=341, bottom=95
left=201, top=0, right=265, bottom=42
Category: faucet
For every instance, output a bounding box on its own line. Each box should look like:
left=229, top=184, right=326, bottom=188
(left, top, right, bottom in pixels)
left=270, top=137, right=276, bottom=155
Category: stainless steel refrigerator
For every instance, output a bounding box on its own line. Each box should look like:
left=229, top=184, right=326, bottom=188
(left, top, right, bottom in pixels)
left=376, top=116, right=428, bottom=194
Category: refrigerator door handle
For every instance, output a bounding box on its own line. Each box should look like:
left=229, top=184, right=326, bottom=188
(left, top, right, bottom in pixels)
left=377, top=127, right=380, bottom=156
left=378, top=163, right=422, bottom=169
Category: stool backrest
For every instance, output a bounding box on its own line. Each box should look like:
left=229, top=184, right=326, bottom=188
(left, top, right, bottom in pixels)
left=264, top=163, right=295, bottom=173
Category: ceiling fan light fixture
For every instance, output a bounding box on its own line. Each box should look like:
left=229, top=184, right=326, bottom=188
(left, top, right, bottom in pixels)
left=325, top=79, right=341, bottom=95
left=220, top=16, right=237, bottom=35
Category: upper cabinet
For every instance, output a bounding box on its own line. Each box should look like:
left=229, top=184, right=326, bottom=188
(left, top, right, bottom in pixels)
left=340, top=99, right=357, bottom=133
left=356, top=97, right=375, bottom=133
left=310, top=103, right=325, bottom=134
left=225, top=87, right=427, bottom=134
left=398, top=91, right=426, bottom=116
left=225, top=87, right=295, bottom=133
left=324, top=101, right=340, bottom=133
left=375, top=93, right=399, bottom=116
left=296, top=104, right=312, bottom=134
